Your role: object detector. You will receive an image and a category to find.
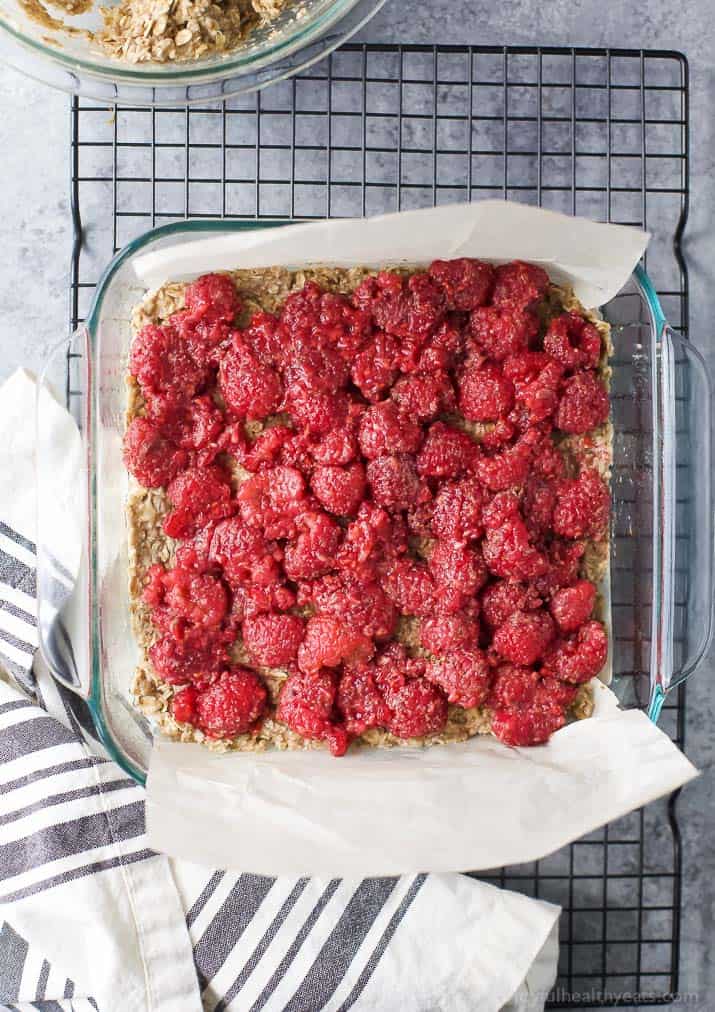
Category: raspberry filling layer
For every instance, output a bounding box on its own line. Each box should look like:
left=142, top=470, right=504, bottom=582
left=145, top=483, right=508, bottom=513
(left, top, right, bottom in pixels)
left=125, top=261, right=610, bottom=754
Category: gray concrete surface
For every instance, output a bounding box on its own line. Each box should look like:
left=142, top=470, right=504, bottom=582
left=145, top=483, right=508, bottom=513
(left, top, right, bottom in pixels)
left=1, top=1, right=714, bottom=1009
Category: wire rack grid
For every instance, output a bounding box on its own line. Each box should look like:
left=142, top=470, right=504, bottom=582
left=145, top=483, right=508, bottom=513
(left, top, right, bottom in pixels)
left=68, top=44, right=690, bottom=1008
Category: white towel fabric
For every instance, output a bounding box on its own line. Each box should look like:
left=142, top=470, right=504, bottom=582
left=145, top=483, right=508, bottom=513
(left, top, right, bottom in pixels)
left=0, top=367, right=560, bottom=1012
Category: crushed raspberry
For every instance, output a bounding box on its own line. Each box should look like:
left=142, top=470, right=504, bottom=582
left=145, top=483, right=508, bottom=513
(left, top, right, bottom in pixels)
left=164, top=466, right=233, bottom=539
left=309, top=400, right=363, bottom=461
left=297, top=615, right=374, bottom=673
left=489, top=665, right=540, bottom=708
left=142, top=563, right=169, bottom=610
left=420, top=612, right=479, bottom=655
left=391, top=370, right=455, bottom=422
left=316, top=291, right=373, bottom=359
left=300, top=573, right=396, bottom=640
left=475, top=428, right=541, bottom=491
left=358, top=401, right=422, bottom=460
left=491, top=700, right=565, bottom=746
left=241, top=311, right=283, bottom=367
left=544, top=312, right=601, bottom=370
left=385, top=677, right=448, bottom=739
left=433, top=315, right=467, bottom=356
left=150, top=629, right=228, bottom=687
left=383, top=557, right=437, bottom=618
left=162, top=396, right=225, bottom=453
left=351, top=331, right=399, bottom=401
left=308, top=290, right=354, bottom=351
left=492, top=261, right=549, bottom=310
left=352, top=273, right=390, bottom=313
left=130, top=263, right=610, bottom=754
left=308, top=421, right=359, bottom=466
left=284, top=339, right=350, bottom=401
left=284, top=510, right=342, bottom=581
left=285, top=387, right=350, bottom=437
left=522, top=476, right=557, bottom=536
left=543, top=620, right=608, bottom=683
left=503, top=352, right=564, bottom=424
left=231, top=582, right=296, bottom=622
left=492, top=610, right=555, bottom=665
left=555, top=371, right=609, bottom=433
left=337, top=502, right=407, bottom=579
left=552, top=469, right=610, bottom=540
left=280, top=281, right=322, bottom=339
left=412, top=316, right=465, bottom=373
left=337, top=665, right=392, bottom=736
left=475, top=441, right=538, bottom=491
left=176, top=312, right=232, bottom=371
left=374, top=646, right=448, bottom=738
left=281, top=292, right=353, bottom=386
left=175, top=522, right=220, bottom=573
left=532, top=539, right=586, bottom=598
left=159, top=566, right=229, bottom=630
left=431, top=478, right=486, bottom=541
left=369, top=271, right=445, bottom=341
left=483, top=512, right=549, bottom=581
left=531, top=439, right=566, bottom=479
left=425, top=647, right=491, bottom=707
left=184, top=273, right=240, bottom=325
left=406, top=498, right=435, bottom=538
left=235, top=425, right=295, bottom=473
left=503, top=351, right=550, bottom=386
left=416, top=422, right=480, bottom=479
left=550, top=580, right=596, bottom=632
left=237, top=465, right=308, bottom=539
left=481, top=490, right=521, bottom=528
left=171, top=685, right=199, bottom=725
left=279, top=430, right=320, bottom=472
left=311, top=462, right=366, bottom=517
left=372, top=645, right=447, bottom=738
left=429, top=540, right=488, bottom=612
left=428, top=258, right=494, bottom=310
left=458, top=362, right=515, bottom=421
left=375, top=641, right=426, bottom=685
left=481, top=418, right=513, bottom=451
left=123, top=417, right=187, bottom=488
left=481, top=579, right=541, bottom=628
left=366, top=454, right=422, bottom=512
left=242, top=612, right=305, bottom=668
left=219, top=338, right=283, bottom=421
left=537, top=676, right=579, bottom=709
left=469, top=305, right=538, bottom=361
left=208, top=517, right=280, bottom=588
left=130, top=323, right=206, bottom=414
left=276, top=669, right=348, bottom=756
left=192, top=667, right=268, bottom=738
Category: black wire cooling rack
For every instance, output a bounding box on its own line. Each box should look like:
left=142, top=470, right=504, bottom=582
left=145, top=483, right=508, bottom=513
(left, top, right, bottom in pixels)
left=68, top=44, right=690, bottom=1008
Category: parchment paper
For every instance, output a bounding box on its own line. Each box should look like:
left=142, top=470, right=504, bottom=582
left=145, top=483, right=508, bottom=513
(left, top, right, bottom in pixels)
left=147, top=684, right=696, bottom=876
left=133, top=201, right=648, bottom=309
left=140, top=201, right=697, bottom=876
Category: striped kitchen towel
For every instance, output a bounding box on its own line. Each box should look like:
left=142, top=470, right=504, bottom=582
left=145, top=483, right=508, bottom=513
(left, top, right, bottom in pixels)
left=0, top=368, right=561, bottom=1012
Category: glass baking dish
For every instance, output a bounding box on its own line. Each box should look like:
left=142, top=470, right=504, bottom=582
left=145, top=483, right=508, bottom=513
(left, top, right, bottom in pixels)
left=36, top=219, right=714, bottom=785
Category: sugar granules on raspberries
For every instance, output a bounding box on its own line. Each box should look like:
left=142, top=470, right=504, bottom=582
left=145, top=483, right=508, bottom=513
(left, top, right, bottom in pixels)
left=126, top=259, right=611, bottom=756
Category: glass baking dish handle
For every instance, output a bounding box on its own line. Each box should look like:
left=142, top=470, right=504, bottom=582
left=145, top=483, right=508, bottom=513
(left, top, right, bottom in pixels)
left=650, top=325, right=714, bottom=722
left=35, top=326, right=93, bottom=700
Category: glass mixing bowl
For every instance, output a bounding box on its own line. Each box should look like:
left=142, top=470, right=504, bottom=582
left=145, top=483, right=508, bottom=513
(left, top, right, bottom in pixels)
left=0, top=0, right=386, bottom=105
